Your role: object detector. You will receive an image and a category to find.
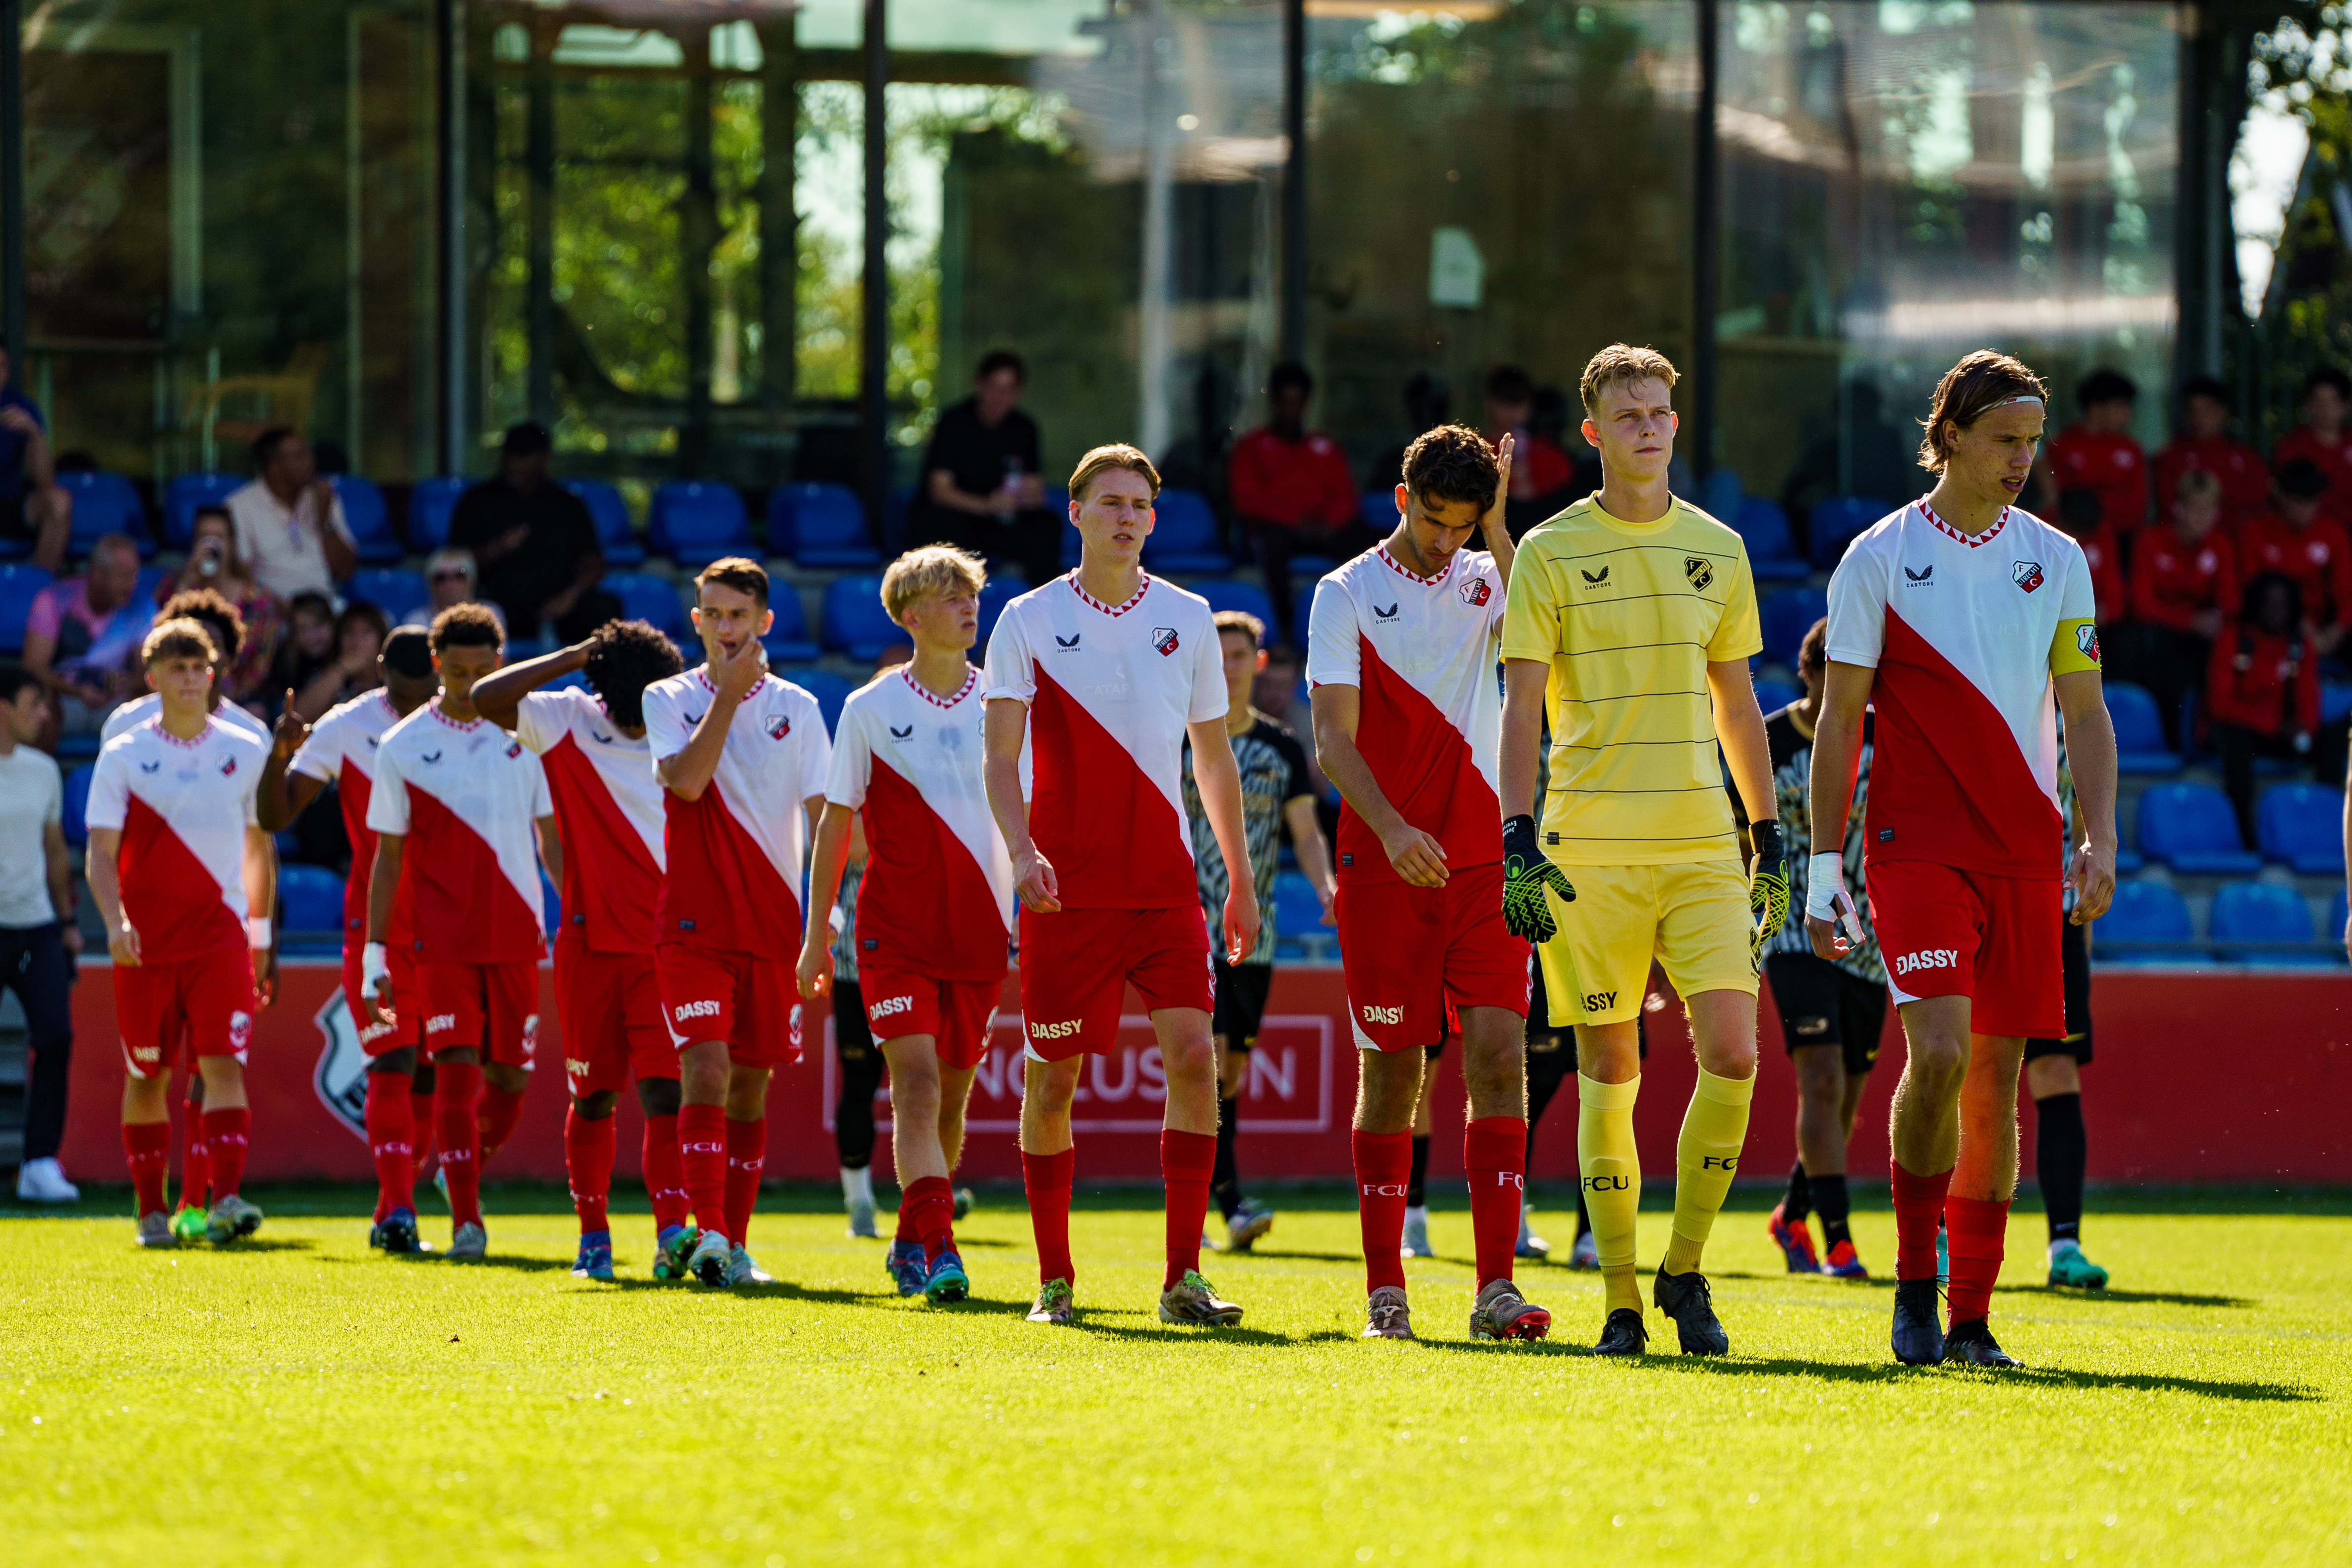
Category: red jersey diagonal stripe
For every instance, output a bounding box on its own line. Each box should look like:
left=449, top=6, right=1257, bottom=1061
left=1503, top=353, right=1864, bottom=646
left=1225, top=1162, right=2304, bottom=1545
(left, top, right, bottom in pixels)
left=859, top=755, right=1010, bottom=979
left=1032, top=667, right=1196, bottom=908
left=542, top=733, right=662, bottom=952
left=403, top=789, right=545, bottom=962
left=658, top=780, right=801, bottom=957
left=1337, top=638, right=1503, bottom=884
left=120, top=795, right=243, bottom=962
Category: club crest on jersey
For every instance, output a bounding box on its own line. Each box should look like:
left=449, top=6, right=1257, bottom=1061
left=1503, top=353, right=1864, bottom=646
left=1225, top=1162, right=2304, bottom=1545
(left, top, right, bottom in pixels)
left=2076, top=623, right=2101, bottom=662
left=769, top=714, right=791, bottom=740
left=1458, top=577, right=1491, bottom=607
left=2012, top=560, right=2044, bottom=593
left=1152, top=626, right=1180, bottom=656
left=1683, top=556, right=1713, bottom=592
left=218, top=755, right=238, bottom=776
left=1580, top=566, right=1610, bottom=587
left=504, top=741, right=523, bottom=759
left=1374, top=602, right=1399, bottom=620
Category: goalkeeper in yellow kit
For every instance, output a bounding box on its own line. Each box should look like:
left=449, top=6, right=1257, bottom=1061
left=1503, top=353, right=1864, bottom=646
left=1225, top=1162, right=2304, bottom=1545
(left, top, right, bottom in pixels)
left=1497, top=344, right=1788, bottom=1357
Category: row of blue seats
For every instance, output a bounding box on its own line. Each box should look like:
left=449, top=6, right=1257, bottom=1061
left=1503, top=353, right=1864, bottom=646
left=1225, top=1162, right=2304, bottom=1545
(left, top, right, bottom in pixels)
left=2094, top=879, right=2347, bottom=966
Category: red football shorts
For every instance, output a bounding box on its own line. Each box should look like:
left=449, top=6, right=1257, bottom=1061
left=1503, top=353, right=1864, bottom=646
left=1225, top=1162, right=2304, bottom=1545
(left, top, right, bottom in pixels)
left=1867, top=858, right=2063, bottom=1039
left=1017, top=904, right=1213, bottom=1062
left=116, top=951, right=256, bottom=1078
left=859, top=966, right=1002, bottom=1070
left=414, top=958, right=542, bottom=1067
left=554, top=934, right=673, bottom=1096
left=342, top=942, right=424, bottom=1058
left=1337, top=862, right=1531, bottom=1052
left=655, top=941, right=803, bottom=1068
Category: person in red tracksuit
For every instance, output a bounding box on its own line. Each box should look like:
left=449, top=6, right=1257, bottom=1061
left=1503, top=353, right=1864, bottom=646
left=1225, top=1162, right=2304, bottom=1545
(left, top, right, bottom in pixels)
left=2130, top=468, right=2237, bottom=749
left=2238, top=459, right=2352, bottom=656
left=2155, top=375, right=2269, bottom=528
left=2047, top=368, right=2151, bottom=536
left=2206, top=572, right=2321, bottom=845
left=1229, top=361, right=1368, bottom=646
left=2054, top=489, right=2126, bottom=625
left=2270, top=366, right=2352, bottom=529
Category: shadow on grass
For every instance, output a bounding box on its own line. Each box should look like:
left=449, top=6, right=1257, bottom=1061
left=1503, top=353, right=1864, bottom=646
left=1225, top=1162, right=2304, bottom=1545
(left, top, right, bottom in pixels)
left=1702, top=1270, right=2254, bottom=1310
left=188, top=1237, right=317, bottom=1255
left=1625, top=1353, right=2316, bottom=1402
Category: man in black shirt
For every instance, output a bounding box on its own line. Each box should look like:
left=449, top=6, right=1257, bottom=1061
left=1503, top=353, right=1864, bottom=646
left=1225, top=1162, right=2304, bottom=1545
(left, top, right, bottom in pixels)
left=913, top=350, right=1056, bottom=588
left=448, top=423, right=620, bottom=642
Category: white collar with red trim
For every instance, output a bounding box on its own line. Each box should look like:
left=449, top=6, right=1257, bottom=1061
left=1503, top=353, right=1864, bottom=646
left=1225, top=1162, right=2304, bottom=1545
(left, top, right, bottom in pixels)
left=148, top=714, right=217, bottom=750
left=694, top=666, right=770, bottom=705
left=1377, top=543, right=1456, bottom=586
left=426, top=700, right=486, bottom=732
left=901, top=665, right=979, bottom=710
left=1918, top=499, right=2010, bottom=548
left=1067, top=569, right=1152, bottom=617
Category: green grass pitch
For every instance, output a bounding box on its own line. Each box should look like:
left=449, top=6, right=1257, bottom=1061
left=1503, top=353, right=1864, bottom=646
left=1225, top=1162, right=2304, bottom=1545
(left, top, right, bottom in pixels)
left=4, top=1184, right=2348, bottom=1567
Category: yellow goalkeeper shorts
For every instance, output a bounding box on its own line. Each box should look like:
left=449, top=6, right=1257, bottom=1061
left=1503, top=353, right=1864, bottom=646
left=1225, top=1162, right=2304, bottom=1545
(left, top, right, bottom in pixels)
left=1535, top=859, right=1757, bottom=1027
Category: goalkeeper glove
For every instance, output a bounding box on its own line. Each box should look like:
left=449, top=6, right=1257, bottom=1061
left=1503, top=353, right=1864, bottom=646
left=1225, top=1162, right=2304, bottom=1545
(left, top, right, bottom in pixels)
left=1748, top=820, right=1789, bottom=970
left=1501, top=814, right=1575, bottom=943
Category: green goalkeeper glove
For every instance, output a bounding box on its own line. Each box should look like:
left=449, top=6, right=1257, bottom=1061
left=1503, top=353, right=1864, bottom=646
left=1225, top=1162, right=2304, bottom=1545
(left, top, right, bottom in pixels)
left=1748, top=819, right=1789, bottom=971
left=1501, top=814, right=1575, bottom=943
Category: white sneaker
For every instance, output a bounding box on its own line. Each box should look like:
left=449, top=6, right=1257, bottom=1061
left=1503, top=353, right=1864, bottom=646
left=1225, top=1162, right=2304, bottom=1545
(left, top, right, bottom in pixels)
left=1569, top=1230, right=1600, bottom=1270
left=1515, top=1207, right=1550, bottom=1260
left=15, top=1157, right=78, bottom=1204
left=727, top=1244, right=774, bottom=1286
left=1400, top=1205, right=1432, bottom=1259
left=846, top=1199, right=878, bottom=1239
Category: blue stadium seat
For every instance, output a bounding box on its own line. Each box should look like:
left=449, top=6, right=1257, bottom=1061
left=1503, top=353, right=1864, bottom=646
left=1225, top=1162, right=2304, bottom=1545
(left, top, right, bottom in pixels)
left=162, top=473, right=244, bottom=549
left=771, top=481, right=879, bottom=568
left=564, top=479, right=643, bottom=566
left=2257, top=783, right=2347, bottom=876
left=2333, top=886, right=2350, bottom=949
left=408, top=475, right=468, bottom=551
left=134, top=564, right=168, bottom=606
left=57, top=471, right=150, bottom=557
left=1808, top=496, right=1890, bottom=569
left=883, top=484, right=915, bottom=552
left=780, top=667, right=854, bottom=734
left=649, top=481, right=752, bottom=566
left=603, top=571, right=687, bottom=640
left=977, top=574, right=1024, bottom=649
left=821, top=574, right=902, bottom=659
left=1358, top=490, right=1399, bottom=532
left=1196, top=578, right=1276, bottom=633
left=2104, top=682, right=2180, bottom=773
left=1291, top=583, right=1317, bottom=649
left=345, top=567, right=427, bottom=620
left=328, top=474, right=403, bottom=565
left=1142, top=487, right=1232, bottom=573
left=2210, top=880, right=2337, bottom=967
left=61, top=763, right=94, bottom=848
left=2093, top=880, right=2201, bottom=964
left=1752, top=676, right=1800, bottom=716
left=1734, top=498, right=1809, bottom=583
left=1760, top=586, right=1828, bottom=665
left=759, top=589, right=820, bottom=663
left=277, top=864, right=346, bottom=941
left=0, top=563, right=54, bottom=654
left=2136, top=782, right=2261, bottom=874
left=1272, top=868, right=1333, bottom=961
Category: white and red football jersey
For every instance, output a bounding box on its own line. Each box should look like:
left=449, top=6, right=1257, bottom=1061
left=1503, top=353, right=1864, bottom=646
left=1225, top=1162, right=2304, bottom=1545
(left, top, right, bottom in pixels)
left=825, top=665, right=1016, bottom=981
left=513, top=688, right=665, bottom=954
left=1825, top=501, right=2100, bottom=880
left=1307, top=544, right=1506, bottom=883
left=367, top=700, right=553, bottom=963
left=85, top=716, right=267, bottom=962
left=981, top=571, right=1225, bottom=909
left=103, top=692, right=268, bottom=747
left=289, top=689, right=412, bottom=948
left=642, top=667, right=830, bottom=957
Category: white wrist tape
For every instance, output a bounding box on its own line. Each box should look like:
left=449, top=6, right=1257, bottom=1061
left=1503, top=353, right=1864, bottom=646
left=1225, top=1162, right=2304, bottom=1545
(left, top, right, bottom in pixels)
left=361, top=942, right=391, bottom=996
left=1804, top=853, right=1845, bottom=920
left=245, top=916, right=275, bottom=949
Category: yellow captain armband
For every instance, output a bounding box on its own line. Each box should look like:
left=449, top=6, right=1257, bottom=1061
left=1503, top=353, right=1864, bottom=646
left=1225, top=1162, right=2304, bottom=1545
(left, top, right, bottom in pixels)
left=2051, top=617, right=2102, bottom=676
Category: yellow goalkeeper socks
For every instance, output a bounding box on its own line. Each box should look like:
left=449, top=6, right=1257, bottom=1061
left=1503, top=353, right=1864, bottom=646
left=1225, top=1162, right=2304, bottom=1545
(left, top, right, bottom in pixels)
left=1577, top=1072, right=1642, bottom=1315
left=1661, top=1066, right=1755, bottom=1277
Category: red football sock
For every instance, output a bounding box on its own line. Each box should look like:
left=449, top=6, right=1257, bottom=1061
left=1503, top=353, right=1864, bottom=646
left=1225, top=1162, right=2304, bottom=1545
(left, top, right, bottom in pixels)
left=1890, top=1158, right=1954, bottom=1282
left=409, top=1085, right=436, bottom=1165
left=200, top=1108, right=251, bottom=1200
left=678, top=1105, right=729, bottom=1242
left=123, top=1121, right=171, bottom=1216
left=723, top=1117, right=766, bottom=1248
left=904, top=1175, right=956, bottom=1262
left=1945, top=1194, right=2010, bottom=1326
left=435, top=1060, right=484, bottom=1229
left=364, top=1073, right=416, bottom=1221
left=893, top=1190, right=919, bottom=1244
left=476, top=1084, right=527, bottom=1163
left=180, top=1109, right=209, bottom=1212
left=1352, top=1129, right=1413, bottom=1294
left=1022, top=1146, right=1076, bottom=1286
left=565, top=1108, right=616, bottom=1235
left=641, top=1111, right=690, bottom=1232
left=1465, top=1116, right=1527, bottom=1292
left=1160, top=1129, right=1217, bottom=1290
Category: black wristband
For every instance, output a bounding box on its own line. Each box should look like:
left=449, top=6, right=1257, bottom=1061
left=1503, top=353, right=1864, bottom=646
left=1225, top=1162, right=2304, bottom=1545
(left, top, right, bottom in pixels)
left=1503, top=814, right=1541, bottom=860
left=1750, top=820, right=1784, bottom=868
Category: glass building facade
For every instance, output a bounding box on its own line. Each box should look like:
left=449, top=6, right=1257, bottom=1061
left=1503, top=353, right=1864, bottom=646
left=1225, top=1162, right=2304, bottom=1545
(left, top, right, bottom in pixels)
left=8, top=0, right=2193, bottom=530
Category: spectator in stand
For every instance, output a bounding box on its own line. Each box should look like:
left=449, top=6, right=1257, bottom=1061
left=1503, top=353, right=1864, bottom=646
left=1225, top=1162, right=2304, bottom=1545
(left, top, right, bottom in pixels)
left=2130, top=468, right=2237, bottom=748
left=397, top=547, right=506, bottom=634
left=270, top=592, right=338, bottom=706
left=2047, top=369, right=2151, bottom=536
left=2155, top=375, right=2270, bottom=528
left=1483, top=364, right=1577, bottom=535
left=1230, top=362, right=1364, bottom=643
left=19, top=531, right=149, bottom=738
left=1365, top=372, right=1453, bottom=503
left=2054, top=489, right=2126, bottom=626
left=0, top=343, right=72, bottom=573
left=288, top=602, right=389, bottom=724
left=2271, top=367, right=2352, bottom=528
left=2207, top=572, right=2321, bottom=843
left=159, top=505, right=284, bottom=706
left=2239, top=458, right=2352, bottom=656
left=447, top=422, right=619, bottom=642
left=228, top=426, right=357, bottom=601
left=914, top=349, right=1055, bottom=589
left=0, top=665, right=77, bottom=1202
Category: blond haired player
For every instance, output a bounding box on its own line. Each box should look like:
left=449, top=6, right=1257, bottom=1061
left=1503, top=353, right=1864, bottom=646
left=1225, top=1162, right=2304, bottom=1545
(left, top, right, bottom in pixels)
left=801, top=545, right=1016, bottom=1305
left=1806, top=350, right=2116, bottom=1368
left=1498, top=344, right=1786, bottom=1357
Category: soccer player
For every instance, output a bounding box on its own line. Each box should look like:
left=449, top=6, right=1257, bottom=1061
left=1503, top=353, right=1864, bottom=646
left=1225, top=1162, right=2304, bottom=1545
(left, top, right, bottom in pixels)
left=472, top=618, right=692, bottom=1282
left=981, top=444, right=1260, bottom=1329
left=86, top=618, right=275, bottom=1246
left=1312, top=423, right=1546, bottom=1343
left=2030, top=738, right=2108, bottom=1290
left=643, top=557, right=831, bottom=1289
left=800, top=546, right=1011, bottom=1303
left=1750, top=618, right=1884, bottom=1280
left=826, top=822, right=887, bottom=1238
left=1497, top=344, right=1783, bottom=1358
left=1184, top=607, right=1333, bottom=1254
left=360, top=604, right=559, bottom=1262
left=258, top=626, right=442, bottom=1253
left=1806, top=349, right=2118, bottom=1368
